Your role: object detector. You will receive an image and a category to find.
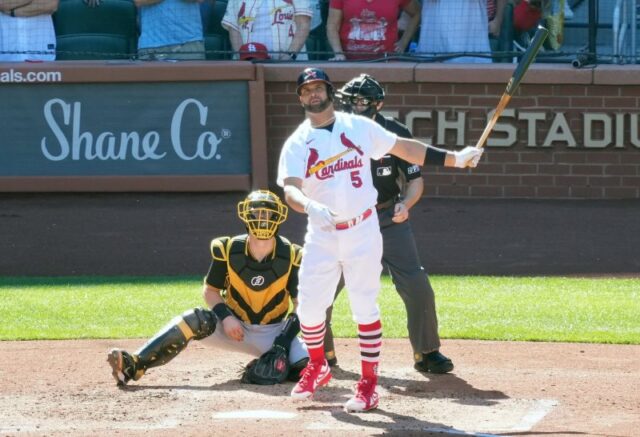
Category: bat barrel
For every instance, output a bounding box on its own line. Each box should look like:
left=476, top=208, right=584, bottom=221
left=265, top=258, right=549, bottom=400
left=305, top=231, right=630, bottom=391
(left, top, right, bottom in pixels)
left=475, top=27, right=548, bottom=149
left=506, top=26, right=549, bottom=96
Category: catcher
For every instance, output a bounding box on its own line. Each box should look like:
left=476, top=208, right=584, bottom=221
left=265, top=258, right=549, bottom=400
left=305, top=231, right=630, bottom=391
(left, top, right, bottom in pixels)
left=107, top=190, right=308, bottom=386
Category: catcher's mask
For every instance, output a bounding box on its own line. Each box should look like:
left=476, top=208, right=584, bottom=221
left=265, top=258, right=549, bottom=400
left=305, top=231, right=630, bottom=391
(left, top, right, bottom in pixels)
left=336, top=74, right=385, bottom=118
left=237, top=190, right=288, bottom=240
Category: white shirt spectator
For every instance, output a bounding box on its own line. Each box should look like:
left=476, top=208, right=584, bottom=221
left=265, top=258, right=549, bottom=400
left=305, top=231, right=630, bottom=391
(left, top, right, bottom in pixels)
left=222, top=0, right=313, bottom=60
left=417, top=0, right=491, bottom=63
left=0, top=10, right=57, bottom=61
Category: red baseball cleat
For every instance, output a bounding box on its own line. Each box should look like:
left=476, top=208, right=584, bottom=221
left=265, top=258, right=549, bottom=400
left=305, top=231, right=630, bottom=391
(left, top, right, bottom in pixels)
left=290, top=359, right=332, bottom=400
left=344, top=377, right=379, bottom=412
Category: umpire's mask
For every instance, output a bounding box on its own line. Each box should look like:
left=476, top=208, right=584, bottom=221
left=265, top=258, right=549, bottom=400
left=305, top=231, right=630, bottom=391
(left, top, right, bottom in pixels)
left=336, top=74, right=385, bottom=118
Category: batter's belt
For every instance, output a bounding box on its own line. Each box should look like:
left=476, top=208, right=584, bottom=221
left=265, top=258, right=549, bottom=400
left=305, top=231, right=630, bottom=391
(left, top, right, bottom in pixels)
left=335, top=208, right=373, bottom=230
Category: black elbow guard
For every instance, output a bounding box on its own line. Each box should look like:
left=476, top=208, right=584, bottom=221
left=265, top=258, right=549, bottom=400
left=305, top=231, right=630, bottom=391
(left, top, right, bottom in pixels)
left=424, top=147, right=447, bottom=166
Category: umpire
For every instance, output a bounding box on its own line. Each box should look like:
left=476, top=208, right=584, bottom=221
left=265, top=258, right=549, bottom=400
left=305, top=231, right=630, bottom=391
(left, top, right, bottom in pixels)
left=323, top=74, right=453, bottom=374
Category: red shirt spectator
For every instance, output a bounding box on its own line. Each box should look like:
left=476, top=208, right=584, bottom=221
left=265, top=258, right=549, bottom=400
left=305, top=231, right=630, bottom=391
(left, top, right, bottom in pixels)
left=514, top=0, right=542, bottom=32
left=326, top=0, right=420, bottom=60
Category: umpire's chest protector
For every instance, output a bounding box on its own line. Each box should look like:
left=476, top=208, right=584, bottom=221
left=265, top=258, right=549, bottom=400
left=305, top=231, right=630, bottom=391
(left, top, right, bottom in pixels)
left=225, top=235, right=294, bottom=325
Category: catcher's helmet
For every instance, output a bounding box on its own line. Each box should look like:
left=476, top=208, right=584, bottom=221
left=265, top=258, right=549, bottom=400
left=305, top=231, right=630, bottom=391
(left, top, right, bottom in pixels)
left=296, top=67, right=334, bottom=96
left=237, top=190, right=288, bottom=240
left=336, top=74, right=385, bottom=117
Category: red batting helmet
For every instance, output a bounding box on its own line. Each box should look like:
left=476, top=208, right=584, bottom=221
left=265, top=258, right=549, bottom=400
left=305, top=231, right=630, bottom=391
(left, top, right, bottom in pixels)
left=296, top=68, right=334, bottom=96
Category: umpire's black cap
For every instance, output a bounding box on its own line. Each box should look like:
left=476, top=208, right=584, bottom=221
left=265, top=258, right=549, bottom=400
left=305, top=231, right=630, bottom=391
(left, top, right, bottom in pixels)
left=296, top=68, right=334, bottom=95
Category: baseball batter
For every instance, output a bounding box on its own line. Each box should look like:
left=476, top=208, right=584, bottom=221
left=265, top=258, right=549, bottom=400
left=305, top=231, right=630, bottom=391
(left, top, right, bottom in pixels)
left=107, top=190, right=308, bottom=386
left=277, top=68, right=482, bottom=412
left=323, top=74, right=454, bottom=374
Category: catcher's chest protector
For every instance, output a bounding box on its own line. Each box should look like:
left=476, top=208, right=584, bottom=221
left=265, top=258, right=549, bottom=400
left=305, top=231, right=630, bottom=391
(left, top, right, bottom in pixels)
left=225, top=235, right=293, bottom=325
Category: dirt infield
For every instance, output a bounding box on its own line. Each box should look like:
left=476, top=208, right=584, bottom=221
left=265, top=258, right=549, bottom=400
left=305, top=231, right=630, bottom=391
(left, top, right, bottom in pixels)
left=1, top=338, right=639, bottom=436
left=2, top=194, right=639, bottom=435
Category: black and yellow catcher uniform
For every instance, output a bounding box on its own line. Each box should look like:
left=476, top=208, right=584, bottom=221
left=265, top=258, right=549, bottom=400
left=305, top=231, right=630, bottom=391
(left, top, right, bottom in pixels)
left=107, top=190, right=308, bottom=386
left=202, top=233, right=308, bottom=383
left=205, top=234, right=302, bottom=326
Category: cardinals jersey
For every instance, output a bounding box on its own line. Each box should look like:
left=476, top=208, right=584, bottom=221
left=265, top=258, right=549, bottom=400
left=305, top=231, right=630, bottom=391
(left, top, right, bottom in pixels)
left=278, top=111, right=397, bottom=222
left=222, top=0, right=312, bottom=57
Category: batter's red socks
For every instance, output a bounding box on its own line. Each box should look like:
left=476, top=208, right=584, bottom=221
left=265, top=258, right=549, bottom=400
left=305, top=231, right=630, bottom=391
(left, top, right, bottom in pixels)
left=358, top=320, right=382, bottom=379
left=301, top=321, right=326, bottom=363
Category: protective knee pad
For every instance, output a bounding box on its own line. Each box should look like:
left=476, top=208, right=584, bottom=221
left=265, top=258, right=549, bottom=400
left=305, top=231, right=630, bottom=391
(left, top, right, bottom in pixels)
left=134, top=308, right=217, bottom=373
left=182, top=307, right=217, bottom=340
left=273, top=313, right=300, bottom=348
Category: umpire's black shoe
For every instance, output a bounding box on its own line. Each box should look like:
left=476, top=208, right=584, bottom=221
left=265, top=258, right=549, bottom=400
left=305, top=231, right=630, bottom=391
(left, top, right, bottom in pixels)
left=414, top=351, right=454, bottom=374
left=325, top=350, right=338, bottom=367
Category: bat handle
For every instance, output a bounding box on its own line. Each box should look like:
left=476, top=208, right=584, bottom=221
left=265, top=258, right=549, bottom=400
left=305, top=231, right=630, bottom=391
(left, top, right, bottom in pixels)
left=475, top=120, right=496, bottom=149
left=475, top=94, right=512, bottom=149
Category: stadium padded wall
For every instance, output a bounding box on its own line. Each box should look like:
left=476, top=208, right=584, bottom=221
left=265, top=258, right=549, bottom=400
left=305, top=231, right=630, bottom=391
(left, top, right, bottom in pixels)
left=0, top=62, right=639, bottom=198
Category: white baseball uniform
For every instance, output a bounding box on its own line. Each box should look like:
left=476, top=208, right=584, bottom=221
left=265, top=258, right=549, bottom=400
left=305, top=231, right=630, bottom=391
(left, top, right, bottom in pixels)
left=277, top=111, right=398, bottom=326
left=222, top=0, right=313, bottom=60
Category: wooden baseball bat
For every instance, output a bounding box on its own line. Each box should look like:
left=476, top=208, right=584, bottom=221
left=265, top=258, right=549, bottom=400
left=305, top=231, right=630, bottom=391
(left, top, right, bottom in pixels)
left=308, top=149, right=353, bottom=176
left=475, top=26, right=549, bottom=149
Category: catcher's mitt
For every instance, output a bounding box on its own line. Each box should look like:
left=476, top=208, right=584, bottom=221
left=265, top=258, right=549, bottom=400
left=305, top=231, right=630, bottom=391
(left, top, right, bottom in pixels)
left=241, top=344, right=290, bottom=385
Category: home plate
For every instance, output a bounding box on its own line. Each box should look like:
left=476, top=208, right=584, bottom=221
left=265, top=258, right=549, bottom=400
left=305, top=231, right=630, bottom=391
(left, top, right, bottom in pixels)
left=213, top=410, right=297, bottom=420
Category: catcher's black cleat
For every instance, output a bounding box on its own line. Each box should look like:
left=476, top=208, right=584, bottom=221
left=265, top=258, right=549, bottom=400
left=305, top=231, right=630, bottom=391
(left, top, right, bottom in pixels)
left=414, top=351, right=454, bottom=374
left=107, top=348, right=137, bottom=386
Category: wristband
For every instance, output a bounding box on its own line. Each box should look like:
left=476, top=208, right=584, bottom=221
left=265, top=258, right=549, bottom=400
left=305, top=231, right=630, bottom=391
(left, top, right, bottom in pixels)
left=288, top=52, right=297, bottom=60
left=212, top=302, right=233, bottom=321
left=424, top=147, right=447, bottom=166
left=10, top=8, right=16, bottom=16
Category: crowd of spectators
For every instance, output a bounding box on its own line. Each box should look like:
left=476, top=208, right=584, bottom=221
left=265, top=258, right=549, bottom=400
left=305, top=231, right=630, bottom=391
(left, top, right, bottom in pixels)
left=0, top=0, right=572, bottom=63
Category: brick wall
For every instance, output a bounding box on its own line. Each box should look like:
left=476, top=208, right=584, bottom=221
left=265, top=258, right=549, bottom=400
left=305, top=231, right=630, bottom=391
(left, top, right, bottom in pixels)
left=263, top=64, right=640, bottom=199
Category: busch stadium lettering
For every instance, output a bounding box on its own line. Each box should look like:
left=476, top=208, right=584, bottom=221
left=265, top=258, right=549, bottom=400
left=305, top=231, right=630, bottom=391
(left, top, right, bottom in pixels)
left=389, top=109, right=640, bottom=149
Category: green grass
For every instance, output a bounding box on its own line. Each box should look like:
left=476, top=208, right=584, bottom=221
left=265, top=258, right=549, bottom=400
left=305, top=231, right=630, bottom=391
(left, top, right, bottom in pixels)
left=1, top=276, right=638, bottom=344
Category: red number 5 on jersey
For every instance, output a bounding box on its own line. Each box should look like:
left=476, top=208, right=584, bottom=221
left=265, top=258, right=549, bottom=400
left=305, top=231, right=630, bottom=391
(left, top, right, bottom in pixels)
left=350, top=171, right=362, bottom=188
